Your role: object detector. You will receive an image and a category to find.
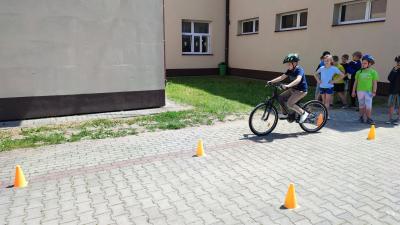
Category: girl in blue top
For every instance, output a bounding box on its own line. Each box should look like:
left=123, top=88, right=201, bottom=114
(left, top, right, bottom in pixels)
left=313, top=55, right=345, bottom=117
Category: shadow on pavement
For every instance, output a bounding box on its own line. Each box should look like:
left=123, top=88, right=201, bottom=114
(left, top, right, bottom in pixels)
left=324, top=119, right=397, bottom=133
left=242, top=131, right=312, bottom=143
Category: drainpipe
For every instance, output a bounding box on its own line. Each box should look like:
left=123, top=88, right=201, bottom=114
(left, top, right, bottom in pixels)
left=163, top=0, right=167, bottom=85
left=225, top=0, right=230, bottom=73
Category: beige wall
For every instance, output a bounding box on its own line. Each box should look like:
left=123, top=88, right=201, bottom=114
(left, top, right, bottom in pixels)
left=229, top=0, right=400, bottom=82
left=164, top=0, right=226, bottom=69
left=0, top=0, right=165, bottom=98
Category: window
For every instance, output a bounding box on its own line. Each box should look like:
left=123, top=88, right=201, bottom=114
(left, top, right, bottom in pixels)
left=239, top=18, right=259, bottom=35
left=182, top=21, right=210, bottom=54
left=337, top=0, right=387, bottom=24
left=277, top=10, right=308, bottom=31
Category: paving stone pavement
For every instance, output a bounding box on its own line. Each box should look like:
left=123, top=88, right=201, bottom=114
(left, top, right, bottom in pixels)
left=0, top=110, right=400, bottom=225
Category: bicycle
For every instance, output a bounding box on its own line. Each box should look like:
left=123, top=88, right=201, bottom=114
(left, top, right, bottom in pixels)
left=249, top=83, right=328, bottom=136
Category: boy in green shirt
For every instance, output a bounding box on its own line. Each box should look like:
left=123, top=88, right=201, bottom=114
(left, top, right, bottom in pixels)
left=352, top=55, right=379, bottom=124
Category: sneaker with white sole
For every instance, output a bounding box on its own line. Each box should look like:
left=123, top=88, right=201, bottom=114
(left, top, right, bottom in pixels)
left=299, top=111, right=309, bottom=123
left=278, top=113, right=288, bottom=120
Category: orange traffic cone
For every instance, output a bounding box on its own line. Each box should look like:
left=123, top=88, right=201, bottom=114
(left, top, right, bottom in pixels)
left=196, top=139, right=205, bottom=157
left=14, top=165, right=28, bottom=188
left=283, top=183, right=298, bottom=209
left=367, top=125, right=376, bottom=140
left=316, top=113, right=324, bottom=127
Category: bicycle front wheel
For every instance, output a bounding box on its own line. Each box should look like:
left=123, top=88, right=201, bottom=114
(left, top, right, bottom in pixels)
left=299, top=100, right=328, bottom=133
left=249, top=103, right=278, bottom=136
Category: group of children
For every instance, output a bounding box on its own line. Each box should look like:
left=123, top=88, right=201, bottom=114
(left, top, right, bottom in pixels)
left=267, top=52, right=400, bottom=126
left=314, top=51, right=400, bottom=125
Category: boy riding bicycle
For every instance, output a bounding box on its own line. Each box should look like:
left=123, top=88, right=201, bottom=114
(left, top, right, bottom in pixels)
left=267, top=53, right=309, bottom=123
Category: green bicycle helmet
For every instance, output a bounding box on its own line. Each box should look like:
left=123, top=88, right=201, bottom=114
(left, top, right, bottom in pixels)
left=283, top=53, right=300, bottom=64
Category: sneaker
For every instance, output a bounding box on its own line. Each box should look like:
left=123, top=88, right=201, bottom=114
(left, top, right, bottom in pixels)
left=278, top=113, right=288, bottom=119
left=359, top=116, right=364, bottom=123
left=393, top=119, right=399, bottom=125
left=385, top=120, right=393, bottom=125
left=366, top=118, right=375, bottom=125
left=299, top=111, right=309, bottom=124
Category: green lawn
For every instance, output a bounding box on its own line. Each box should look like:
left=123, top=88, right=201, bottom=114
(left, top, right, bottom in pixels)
left=167, top=76, right=273, bottom=117
left=0, top=75, right=385, bottom=152
left=1, top=76, right=274, bottom=151
left=130, top=76, right=292, bottom=130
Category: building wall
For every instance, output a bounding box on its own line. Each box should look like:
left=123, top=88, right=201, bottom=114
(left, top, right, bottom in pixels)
left=0, top=0, right=165, bottom=121
left=229, top=0, right=400, bottom=83
left=164, top=0, right=226, bottom=74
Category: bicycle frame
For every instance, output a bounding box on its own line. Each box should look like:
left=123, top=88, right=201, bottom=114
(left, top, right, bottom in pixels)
left=262, top=85, right=291, bottom=121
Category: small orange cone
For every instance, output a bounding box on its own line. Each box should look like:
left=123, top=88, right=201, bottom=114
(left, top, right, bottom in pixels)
left=196, top=139, right=205, bottom=157
left=283, top=183, right=298, bottom=209
left=367, top=125, right=376, bottom=140
left=316, top=113, right=324, bottom=127
left=14, top=165, right=28, bottom=188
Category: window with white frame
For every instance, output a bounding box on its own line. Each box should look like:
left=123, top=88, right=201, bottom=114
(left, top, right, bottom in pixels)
left=182, top=21, right=211, bottom=54
left=239, top=18, right=259, bottom=35
left=277, top=10, right=308, bottom=31
left=337, top=0, right=387, bottom=24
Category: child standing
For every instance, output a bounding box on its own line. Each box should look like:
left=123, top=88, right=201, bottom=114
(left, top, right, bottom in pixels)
left=347, top=52, right=363, bottom=108
left=333, top=56, right=347, bottom=107
left=314, top=55, right=345, bottom=119
left=341, top=54, right=350, bottom=73
left=352, top=55, right=379, bottom=124
left=386, top=55, right=400, bottom=125
left=315, top=51, right=331, bottom=101
left=341, top=54, right=350, bottom=100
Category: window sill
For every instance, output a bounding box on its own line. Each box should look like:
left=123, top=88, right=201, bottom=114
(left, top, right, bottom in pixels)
left=182, top=53, right=213, bottom=56
left=275, top=27, right=307, bottom=33
left=333, top=19, right=385, bottom=27
left=237, top=32, right=259, bottom=36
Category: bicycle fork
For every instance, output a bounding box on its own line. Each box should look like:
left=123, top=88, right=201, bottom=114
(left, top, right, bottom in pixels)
left=262, top=100, right=274, bottom=121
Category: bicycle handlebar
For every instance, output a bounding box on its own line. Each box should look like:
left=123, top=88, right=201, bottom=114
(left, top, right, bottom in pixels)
left=265, top=82, right=286, bottom=90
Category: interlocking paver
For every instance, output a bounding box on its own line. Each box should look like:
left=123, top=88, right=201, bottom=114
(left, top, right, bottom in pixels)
left=0, top=110, right=399, bottom=224
left=95, top=212, right=115, bottom=225
left=6, top=216, right=24, bottom=225
left=25, top=218, right=42, bottom=225
left=131, top=215, right=151, bottom=225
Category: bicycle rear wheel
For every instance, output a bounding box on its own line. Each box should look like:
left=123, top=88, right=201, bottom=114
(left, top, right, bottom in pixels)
left=299, top=100, right=328, bottom=133
left=249, top=103, right=278, bottom=136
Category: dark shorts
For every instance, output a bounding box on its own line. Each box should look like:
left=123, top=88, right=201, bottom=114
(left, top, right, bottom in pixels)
left=334, top=83, right=345, bottom=92
left=388, top=94, right=400, bottom=107
left=320, top=87, right=334, bottom=95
